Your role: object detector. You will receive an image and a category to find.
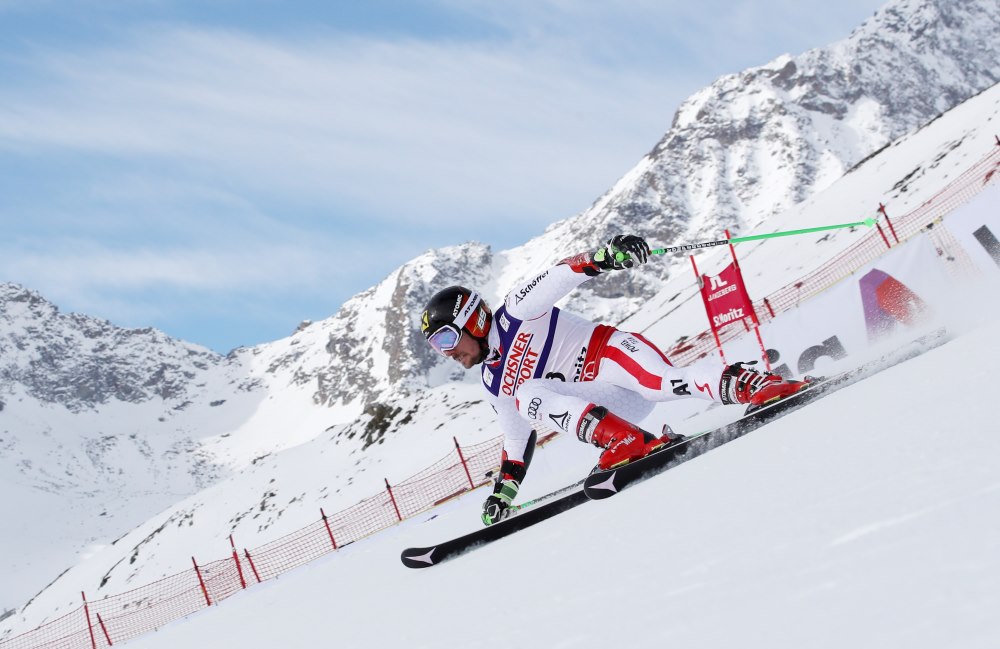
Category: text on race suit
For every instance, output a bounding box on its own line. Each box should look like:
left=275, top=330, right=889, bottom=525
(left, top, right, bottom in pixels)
left=502, top=332, right=539, bottom=396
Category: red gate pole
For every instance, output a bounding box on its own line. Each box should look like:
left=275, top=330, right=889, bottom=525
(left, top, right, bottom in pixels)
left=229, top=535, right=247, bottom=589
left=244, top=549, right=262, bottom=583
left=878, top=203, right=900, bottom=244
left=320, top=508, right=339, bottom=550
left=763, top=297, right=776, bottom=320
left=690, top=255, right=726, bottom=364
left=81, top=592, right=98, bottom=649
left=385, top=479, right=403, bottom=522
left=454, top=437, right=476, bottom=490
left=192, top=557, right=212, bottom=607
left=96, top=613, right=113, bottom=646
left=875, top=223, right=892, bottom=249
left=724, top=229, right=770, bottom=370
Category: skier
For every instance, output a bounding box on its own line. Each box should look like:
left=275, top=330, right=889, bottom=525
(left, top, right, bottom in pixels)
left=420, top=235, right=806, bottom=525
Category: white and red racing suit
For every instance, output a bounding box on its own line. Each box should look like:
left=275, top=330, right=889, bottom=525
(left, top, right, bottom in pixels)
left=482, top=252, right=728, bottom=474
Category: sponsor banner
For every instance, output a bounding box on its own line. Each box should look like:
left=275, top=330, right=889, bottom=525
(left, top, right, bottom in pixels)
left=699, top=261, right=757, bottom=334
left=722, top=234, right=953, bottom=378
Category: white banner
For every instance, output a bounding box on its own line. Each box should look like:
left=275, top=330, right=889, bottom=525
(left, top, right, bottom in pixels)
left=941, top=182, right=1000, bottom=282
left=722, top=234, right=953, bottom=378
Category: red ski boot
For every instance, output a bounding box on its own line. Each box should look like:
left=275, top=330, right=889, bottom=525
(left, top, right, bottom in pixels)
left=578, top=406, right=682, bottom=470
left=720, top=362, right=808, bottom=406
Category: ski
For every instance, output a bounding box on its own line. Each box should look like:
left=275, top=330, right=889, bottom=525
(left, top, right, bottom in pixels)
left=583, top=375, right=841, bottom=499
left=400, top=480, right=588, bottom=568
left=583, top=328, right=950, bottom=499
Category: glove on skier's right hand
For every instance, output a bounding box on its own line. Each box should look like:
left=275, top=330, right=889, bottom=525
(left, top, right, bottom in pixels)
left=594, top=234, right=651, bottom=270
left=481, top=477, right=519, bottom=526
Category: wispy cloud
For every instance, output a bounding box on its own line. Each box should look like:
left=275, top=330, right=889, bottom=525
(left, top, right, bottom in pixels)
left=0, top=1, right=887, bottom=350
left=0, top=26, right=677, bottom=228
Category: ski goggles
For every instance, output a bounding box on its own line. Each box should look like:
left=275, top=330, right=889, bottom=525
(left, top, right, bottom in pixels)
left=427, top=324, right=463, bottom=355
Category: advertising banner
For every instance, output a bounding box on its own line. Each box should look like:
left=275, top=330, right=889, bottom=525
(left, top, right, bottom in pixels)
left=721, top=234, right=953, bottom=378
left=700, top=261, right=757, bottom=335
left=695, top=251, right=770, bottom=368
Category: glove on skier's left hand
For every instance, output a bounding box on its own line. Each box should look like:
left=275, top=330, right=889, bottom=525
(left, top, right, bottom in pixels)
left=481, top=477, right=519, bottom=526
left=594, top=234, right=651, bottom=270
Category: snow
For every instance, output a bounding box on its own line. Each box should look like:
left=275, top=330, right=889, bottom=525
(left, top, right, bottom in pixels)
left=116, top=319, right=1000, bottom=649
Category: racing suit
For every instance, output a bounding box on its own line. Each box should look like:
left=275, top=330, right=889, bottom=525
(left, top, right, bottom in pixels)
left=481, top=254, right=726, bottom=472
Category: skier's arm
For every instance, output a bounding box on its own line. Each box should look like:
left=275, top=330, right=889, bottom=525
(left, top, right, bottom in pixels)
left=559, top=234, right=651, bottom=276
left=505, top=234, right=652, bottom=320
left=481, top=398, right=538, bottom=525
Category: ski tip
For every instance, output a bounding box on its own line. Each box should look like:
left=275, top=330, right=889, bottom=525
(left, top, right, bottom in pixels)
left=401, top=546, right=438, bottom=569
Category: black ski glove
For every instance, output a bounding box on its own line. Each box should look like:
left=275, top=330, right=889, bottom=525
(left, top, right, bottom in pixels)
left=481, top=477, right=519, bottom=526
left=594, top=234, right=651, bottom=270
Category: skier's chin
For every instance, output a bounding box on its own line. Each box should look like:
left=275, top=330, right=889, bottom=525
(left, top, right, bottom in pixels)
left=457, top=350, right=485, bottom=369
left=472, top=346, right=488, bottom=366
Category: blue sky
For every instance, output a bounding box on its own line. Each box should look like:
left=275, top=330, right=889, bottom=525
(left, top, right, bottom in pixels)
left=0, top=0, right=886, bottom=353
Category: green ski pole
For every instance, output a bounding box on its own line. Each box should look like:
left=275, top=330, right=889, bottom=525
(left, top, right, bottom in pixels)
left=615, top=218, right=878, bottom=260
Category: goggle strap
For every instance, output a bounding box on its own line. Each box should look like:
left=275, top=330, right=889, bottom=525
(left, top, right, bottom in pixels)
left=453, top=292, right=481, bottom=329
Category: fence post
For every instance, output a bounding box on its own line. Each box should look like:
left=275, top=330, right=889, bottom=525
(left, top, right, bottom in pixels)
left=192, top=557, right=212, bottom=607
left=875, top=223, right=892, bottom=249
left=320, top=508, right=339, bottom=550
left=763, top=297, right=776, bottom=319
left=229, top=535, right=247, bottom=590
left=454, top=437, right=476, bottom=490
left=81, top=592, right=97, bottom=649
left=878, top=203, right=900, bottom=244
left=96, top=613, right=113, bottom=646
left=385, top=479, right=403, bottom=522
left=244, top=549, right=262, bottom=583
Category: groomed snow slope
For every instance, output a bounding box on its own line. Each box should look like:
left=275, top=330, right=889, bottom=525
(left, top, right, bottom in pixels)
left=121, top=317, right=1000, bottom=649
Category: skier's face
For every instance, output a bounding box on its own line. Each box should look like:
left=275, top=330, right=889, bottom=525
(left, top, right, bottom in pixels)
left=443, top=331, right=483, bottom=369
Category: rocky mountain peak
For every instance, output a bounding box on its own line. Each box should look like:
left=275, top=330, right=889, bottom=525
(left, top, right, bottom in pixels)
left=3, top=0, right=998, bottom=415
left=0, top=282, right=225, bottom=412
left=535, top=0, right=1000, bottom=319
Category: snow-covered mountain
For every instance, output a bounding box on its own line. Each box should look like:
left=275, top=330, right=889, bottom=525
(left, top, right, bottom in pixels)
left=2, top=0, right=1000, bottom=635
left=257, top=0, right=1000, bottom=410
left=0, top=284, right=240, bottom=412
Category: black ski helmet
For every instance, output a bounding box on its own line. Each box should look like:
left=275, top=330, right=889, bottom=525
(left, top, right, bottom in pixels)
left=421, top=285, right=492, bottom=356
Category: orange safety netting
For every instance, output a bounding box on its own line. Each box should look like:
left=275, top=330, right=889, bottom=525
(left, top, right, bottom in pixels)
left=667, top=144, right=1000, bottom=365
